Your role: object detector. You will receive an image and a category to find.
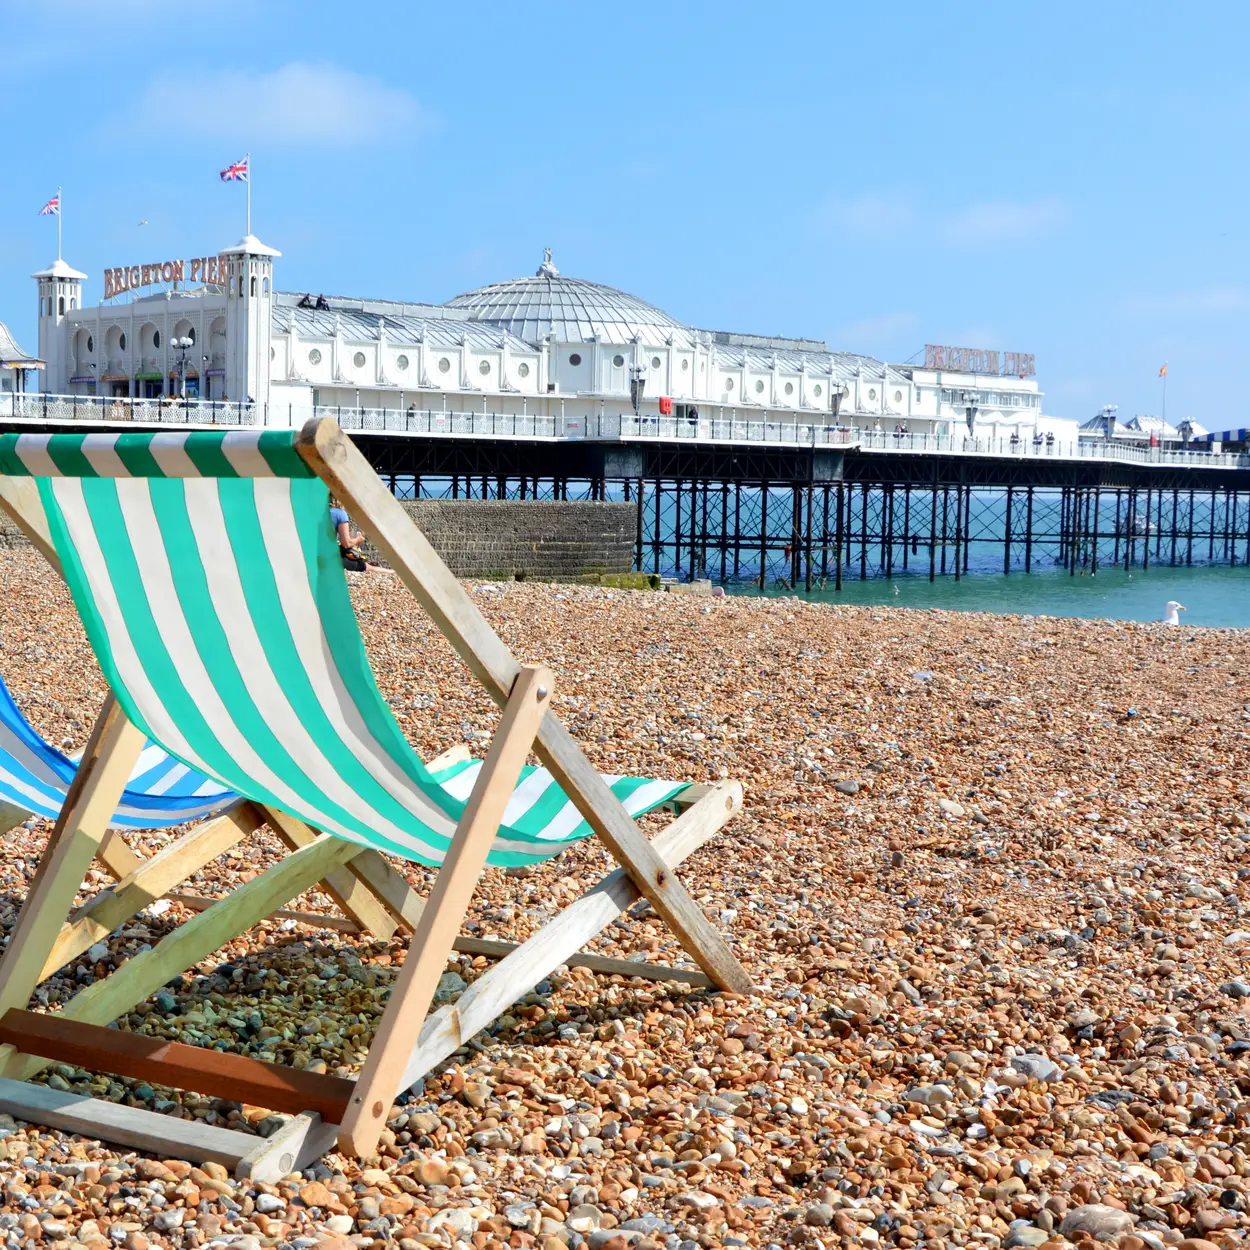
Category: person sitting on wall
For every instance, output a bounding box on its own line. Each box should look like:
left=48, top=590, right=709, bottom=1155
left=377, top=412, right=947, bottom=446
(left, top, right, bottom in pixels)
left=298, top=294, right=313, bottom=308
left=316, top=294, right=331, bottom=310
left=331, top=496, right=369, bottom=572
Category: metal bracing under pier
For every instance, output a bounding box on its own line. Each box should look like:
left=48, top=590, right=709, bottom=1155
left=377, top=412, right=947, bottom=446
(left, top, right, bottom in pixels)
left=5, top=419, right=1247, bottom=587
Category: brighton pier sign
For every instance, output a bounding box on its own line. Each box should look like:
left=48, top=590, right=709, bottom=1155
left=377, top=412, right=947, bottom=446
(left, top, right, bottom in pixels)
left=924, top=344, right=1035, bottom=378
left=103, top=254, right=231, bottom=300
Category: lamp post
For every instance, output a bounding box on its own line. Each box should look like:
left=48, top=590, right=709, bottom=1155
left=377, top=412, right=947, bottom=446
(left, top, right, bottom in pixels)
left=830, top=382, right=847, bottom=441
left=1100, top=403, right=1118, bottom=439
left=170, top=336, right=194, bottom=404
left=961, top=390, right=979, bottom=443
left=629, top=362, right=647, bottom=416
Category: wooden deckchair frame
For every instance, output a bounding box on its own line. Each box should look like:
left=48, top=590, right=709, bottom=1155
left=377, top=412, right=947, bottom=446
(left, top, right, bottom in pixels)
left=0, top=419, right=749, bottom=1172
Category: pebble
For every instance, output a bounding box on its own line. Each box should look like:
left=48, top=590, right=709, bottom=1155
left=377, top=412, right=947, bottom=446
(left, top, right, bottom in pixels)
left=1059, top=1205, right=1136, bottom=1239
left=0, top=558, right=1248, bottom=1249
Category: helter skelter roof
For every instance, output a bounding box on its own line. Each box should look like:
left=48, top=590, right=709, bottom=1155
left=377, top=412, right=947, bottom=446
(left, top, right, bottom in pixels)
left=445, top=250, right=690, bottom=348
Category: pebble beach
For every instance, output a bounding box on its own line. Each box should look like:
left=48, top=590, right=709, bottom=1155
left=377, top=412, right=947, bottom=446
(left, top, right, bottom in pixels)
left=0, top=547, right=1248, bottom=1250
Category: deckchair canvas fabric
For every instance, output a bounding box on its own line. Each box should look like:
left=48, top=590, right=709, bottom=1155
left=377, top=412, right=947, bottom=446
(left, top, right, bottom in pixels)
left=0, top=431, right=686, bottom=866
left=0, top=672, right=235, bottom=829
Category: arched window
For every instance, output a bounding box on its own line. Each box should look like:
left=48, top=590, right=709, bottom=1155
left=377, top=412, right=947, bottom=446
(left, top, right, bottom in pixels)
left=262, top=276, right=269, bottom=295
left=70, top=299, right=77, bottom=311
left=250, top=275, right=257, bottom=297
left=58, top=296, right=64, bottom=316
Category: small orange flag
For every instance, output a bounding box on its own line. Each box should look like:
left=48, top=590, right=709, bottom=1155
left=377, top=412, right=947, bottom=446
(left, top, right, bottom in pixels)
left=1159, top=363, right=1168, bottom=378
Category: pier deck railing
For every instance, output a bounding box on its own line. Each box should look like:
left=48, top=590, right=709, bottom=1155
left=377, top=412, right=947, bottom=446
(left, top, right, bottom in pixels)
left=2, top=394, right=1247, bottom=469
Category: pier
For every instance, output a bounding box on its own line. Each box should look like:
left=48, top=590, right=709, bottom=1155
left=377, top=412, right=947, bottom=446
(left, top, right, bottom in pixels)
left=3, top=395, right=1249, bottom=588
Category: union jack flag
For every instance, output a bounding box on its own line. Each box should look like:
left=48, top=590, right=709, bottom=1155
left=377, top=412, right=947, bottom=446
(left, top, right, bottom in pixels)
left=219, top=156, right=249, bottom=183
left=38, top=194, right=60, bottom=216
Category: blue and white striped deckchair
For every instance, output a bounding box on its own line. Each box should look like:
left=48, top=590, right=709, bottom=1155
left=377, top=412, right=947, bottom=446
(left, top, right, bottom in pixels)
left=0, top=420, right=747, bottom=1169
left=0, top=673, right=235, bottom=831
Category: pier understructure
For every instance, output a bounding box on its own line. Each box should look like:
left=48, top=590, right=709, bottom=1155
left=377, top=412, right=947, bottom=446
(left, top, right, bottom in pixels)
left=361, top=435, right=1250, bottom=588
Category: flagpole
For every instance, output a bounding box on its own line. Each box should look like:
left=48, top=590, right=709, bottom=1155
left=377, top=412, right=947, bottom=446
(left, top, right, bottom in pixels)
left=1161, top=364, right=1167, bottom=425
left=57, top=186, right=62, bottom=261
left=246, top=153, right=251, bottom=237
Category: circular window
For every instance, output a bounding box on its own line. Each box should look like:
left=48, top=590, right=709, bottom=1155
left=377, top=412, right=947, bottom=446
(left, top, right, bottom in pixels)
left=652, top=356, right=662, bottom=369
left=86, top=335, right=94, bottom=353
left=754, top=380, right=764, bottom=394
left=353, top=351, right=366, bottom=368
left=784, top=381, right=794, bottom=395
left=308, top=348, right=322, bottom=366
left=396, top=354, right=409, bottom=371
left=479, top=360, right=491, bottom=375
left=725, top=377, right=735, bottom=392
left=868, top=387, right=877, bottom=400
left=438, top=357, right=451, bottom=373
left=894, top=390, right=903, bottom=402
left=517, top=362, right=530, bottom=378
left=612, top=354, right=625, bottom=367
left=153, top=330, right=161, bottom=349
left=814, top=384, right=823, bottom=397
left=681, top=359, right=690, bottom=371
left=119, top=332, right=126, bottom=351
left=569, top=353, right=582, bottom=366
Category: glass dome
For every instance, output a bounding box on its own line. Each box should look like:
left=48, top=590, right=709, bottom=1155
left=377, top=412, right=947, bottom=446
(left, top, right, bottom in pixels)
left=445, top=251, right=687, bottom=346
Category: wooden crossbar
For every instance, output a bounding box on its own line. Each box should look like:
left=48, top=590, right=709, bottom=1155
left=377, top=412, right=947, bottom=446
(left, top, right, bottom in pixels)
left=0, top=1009, right=353, bottom=1123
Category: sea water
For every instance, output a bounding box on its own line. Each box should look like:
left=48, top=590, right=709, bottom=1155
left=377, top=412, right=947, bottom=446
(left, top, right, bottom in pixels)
left=739, top=564, right=1250, bottom=628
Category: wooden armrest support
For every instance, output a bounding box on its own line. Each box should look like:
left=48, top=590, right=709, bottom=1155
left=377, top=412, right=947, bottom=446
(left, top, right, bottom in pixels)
left=0, top=1009, right=353, bottom=1123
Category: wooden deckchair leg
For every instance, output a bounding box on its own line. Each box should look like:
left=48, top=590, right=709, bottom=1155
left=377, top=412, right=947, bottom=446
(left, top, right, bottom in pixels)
left=337, top=665, right=553, bottom=1158
left=264, top=809, right=399, bottom=940
left=0, top=832, right=362, bottom=1084
left=393, top=780, right=743, bottom=1093
left=95, top=830, right=144, bottom=880
left=38, top=803, right=266, bottom=982
left=0, top=696, right=145, bottom=1025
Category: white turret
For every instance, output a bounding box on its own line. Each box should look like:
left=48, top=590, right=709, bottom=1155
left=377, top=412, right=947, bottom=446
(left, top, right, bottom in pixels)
left=221, top=234, right=280, bottom=408
left=32, top=257, right=87, bottom=393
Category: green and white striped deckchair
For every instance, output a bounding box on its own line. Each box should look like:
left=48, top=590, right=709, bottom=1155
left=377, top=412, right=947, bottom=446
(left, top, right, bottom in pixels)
left=0, top=420, right=748, bottom=1174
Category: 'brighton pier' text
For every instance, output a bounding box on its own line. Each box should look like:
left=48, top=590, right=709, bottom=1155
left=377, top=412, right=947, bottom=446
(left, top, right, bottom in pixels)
left=103, top=256, right=230, bottom=300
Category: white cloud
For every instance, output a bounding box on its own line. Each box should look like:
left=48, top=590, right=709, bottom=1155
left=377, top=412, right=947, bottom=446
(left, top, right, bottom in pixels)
left=811, top=191, right=1068, bottom=247
left=942, top=198, right=1067, bottom=244
left=128, top=62, right=428, bottom=147
left=811, top=193, right=915, bottom=238
left=1119, top=287, right=1250, bottom=317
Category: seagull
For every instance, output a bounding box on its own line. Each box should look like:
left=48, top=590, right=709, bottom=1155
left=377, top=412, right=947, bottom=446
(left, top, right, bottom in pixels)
left=1162, top=600, right=1187, bottom=625
left=137, top=219, right=148, bottom=227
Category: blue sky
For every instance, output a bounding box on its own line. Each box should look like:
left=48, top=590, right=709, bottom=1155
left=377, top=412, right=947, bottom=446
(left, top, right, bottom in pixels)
left=1, top=0, right=1245, bottom=423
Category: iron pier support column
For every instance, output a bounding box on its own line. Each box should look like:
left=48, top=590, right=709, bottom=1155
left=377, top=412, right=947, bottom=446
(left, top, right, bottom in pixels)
left=1004, top=486, right=1013, bottom=574
left=903, top=486, right=912, bottom=570
left=1025, top=487, right=1034, bottom=573
left=1091, top=488, right=1100, bottom=575
left=860, top=484, right=869, bottom=581
left=821, top=485, right=831, bottom=584
left=759, top=483, right=769, bottom=588
left=835, top=481, right=844, bottom=591
left=805, top=480, right=815, bottom=592
left=929, top=485, right=938, bottom=582
left=953, top=484, right=963, bottom=582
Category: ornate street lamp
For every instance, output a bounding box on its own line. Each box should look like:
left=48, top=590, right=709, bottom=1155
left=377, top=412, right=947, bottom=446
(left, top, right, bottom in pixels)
left=170, top=336, right=194, bottom=401
left=629, top=362, right=647, bottom=415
